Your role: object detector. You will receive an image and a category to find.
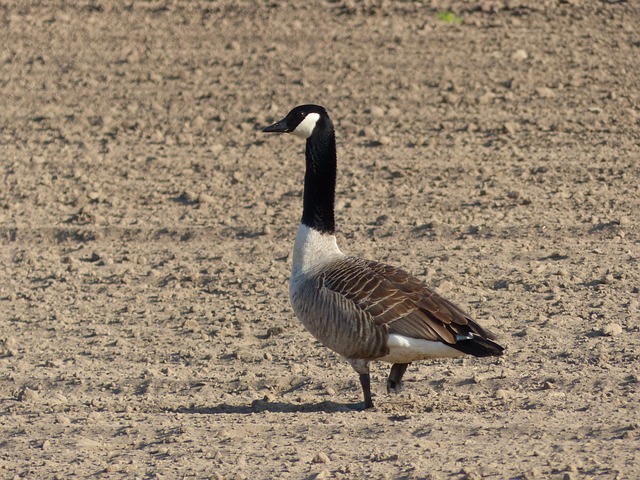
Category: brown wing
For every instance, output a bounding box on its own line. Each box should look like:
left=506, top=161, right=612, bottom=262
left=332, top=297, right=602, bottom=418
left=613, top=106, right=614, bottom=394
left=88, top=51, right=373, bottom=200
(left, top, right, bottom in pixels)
left=320, top=256, right=500, bottom=349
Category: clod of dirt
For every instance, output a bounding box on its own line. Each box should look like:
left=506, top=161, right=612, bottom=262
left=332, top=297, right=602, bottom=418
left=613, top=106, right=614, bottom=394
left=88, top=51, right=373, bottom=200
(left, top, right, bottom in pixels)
left=312, top=452, right=331, bottom=464
left=601, top=323, right=623, bottom=336
left=18, top=387, right=40, bottom=403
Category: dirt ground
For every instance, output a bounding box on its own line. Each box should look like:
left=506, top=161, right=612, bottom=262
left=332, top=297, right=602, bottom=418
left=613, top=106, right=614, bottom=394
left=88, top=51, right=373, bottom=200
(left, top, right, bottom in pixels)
left=1, top=0, right=639, bottom=478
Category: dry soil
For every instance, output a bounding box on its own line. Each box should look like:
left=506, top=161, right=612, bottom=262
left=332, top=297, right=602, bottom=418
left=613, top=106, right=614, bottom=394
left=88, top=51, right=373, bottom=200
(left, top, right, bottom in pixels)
left=1, top=1, right=639, bottom=479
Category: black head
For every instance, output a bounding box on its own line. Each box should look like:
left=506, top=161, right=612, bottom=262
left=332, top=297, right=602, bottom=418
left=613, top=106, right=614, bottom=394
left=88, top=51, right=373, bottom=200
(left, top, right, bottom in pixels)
left=262, top=105, right=330, bottom=139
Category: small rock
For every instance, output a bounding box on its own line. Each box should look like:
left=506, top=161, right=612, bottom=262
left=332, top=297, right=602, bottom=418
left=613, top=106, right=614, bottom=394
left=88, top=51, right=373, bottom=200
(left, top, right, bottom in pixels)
left=511, top=49, right=528, bottom=61
left=191, top=115, right=206, bottom=130
left=197, top=193, right=214, bottom=204
left=183, top=190, right=199, bottom=203
left=437, top=280, right=454, bottom=293
left=55, top=414, right=71, bottom=425
left=536, top=87, right=556, bottom=98
left=18, top=387, right=40, bottom=402
left=367, top=106, right=385, bottom=117
left=495, top=389, right=514, bottom=400
left=49, top=393, right=69, bottom=405
left=477, top=91, right=495, bottom=104
left=310, top=470, right=330, bottom=480
left=211, top=143, right=224, bottom=156
left=504, top=121, right=519, bottom=134
left=507, top=190, right=520, bottom=199
left=601, top=323, right=622, bottom=336
left=565, top=463, right=579, bottom=473
left=525, top=467, right=542, bottom=479
left=313, top=452, right=330, bottom=464
left=472, top=374, right=487, bottom=384
left=87, top=411, right=104, bottom=423
left=76, top=437, right=101, bottom=449
left=462, top=468, right=482, bottom=480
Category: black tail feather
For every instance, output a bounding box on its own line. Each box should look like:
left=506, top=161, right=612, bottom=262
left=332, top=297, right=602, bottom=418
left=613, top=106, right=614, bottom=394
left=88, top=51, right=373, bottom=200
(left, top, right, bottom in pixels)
left=452, top=335, right=505, bottom=357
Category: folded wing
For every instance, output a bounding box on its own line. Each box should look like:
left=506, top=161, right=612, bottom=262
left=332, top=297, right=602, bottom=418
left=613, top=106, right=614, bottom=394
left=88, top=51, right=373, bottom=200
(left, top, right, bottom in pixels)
left=319, top=257, right=504, bottom=357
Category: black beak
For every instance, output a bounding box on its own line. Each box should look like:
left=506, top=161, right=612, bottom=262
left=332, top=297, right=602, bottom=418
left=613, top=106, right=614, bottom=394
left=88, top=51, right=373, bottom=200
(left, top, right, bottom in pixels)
left=262, top=118, right=288, bottom=133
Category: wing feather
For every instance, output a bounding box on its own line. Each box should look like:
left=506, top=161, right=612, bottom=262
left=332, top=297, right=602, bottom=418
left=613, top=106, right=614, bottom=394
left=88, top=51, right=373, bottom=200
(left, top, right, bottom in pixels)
left=319, top=257, right=500, bottom=349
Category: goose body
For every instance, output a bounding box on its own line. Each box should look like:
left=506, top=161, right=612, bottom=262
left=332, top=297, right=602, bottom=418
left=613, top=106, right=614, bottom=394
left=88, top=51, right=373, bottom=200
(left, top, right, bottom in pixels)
left=263, top=105, right=504, bottom=409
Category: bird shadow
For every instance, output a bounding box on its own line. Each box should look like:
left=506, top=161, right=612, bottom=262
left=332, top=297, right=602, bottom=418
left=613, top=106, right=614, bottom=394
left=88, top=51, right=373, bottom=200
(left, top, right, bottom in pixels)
left=165, top=399, right=366, bottom=415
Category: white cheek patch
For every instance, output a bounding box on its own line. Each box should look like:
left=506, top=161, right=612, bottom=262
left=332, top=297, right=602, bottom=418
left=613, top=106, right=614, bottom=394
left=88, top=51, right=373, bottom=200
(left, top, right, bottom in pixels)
left=292, top=112, right=320, bottom=139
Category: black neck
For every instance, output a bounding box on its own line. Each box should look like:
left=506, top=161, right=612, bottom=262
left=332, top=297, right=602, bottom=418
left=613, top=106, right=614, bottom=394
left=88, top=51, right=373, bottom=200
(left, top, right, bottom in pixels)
left=301, top=125, right=337, bottom=234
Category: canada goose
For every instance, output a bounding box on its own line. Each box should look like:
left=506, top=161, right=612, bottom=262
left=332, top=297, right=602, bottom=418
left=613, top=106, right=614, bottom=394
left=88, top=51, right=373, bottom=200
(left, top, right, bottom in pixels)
left=263, top=105, right=504, bottom=409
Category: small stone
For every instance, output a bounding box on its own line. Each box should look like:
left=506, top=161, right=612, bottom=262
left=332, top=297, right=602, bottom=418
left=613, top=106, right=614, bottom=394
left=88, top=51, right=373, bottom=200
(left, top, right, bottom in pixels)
left=197, top=193, right=214, bottom=204
left=310, top=470, right=330, bottom=480
left=42, top=440, right=51, bottom=450
left=55, top=414, right=71, bottom=425
left=313, top=452, right=330, bottom=464
left=511, top=49, right=528, bottom=61
left=536, top=87, right=556, bottom=98
left=211, top=143, right=224, bottom=155
left=477, top=91, right=495, bottom=104
left=18, top=387, right=40, bottom=402
left=504, top=121, right=519, bottom=134
left=462, top=469, right=482, bottom=480
left=50, top=393, right=69, bottom=405
left=525, top=467, right=542, bottom=479
left=495, top=389, right=514, bottom=400
left=87, top=411, right=104, bottom=423
left=367, top=106, right=385, bottom=117
left=601, top=323, right=622, bottom=336
left=183, top=190, right=199, bottom=203
left=472, top=374, right=487, bottom=384
left=191, top=115, right=206, bottom=129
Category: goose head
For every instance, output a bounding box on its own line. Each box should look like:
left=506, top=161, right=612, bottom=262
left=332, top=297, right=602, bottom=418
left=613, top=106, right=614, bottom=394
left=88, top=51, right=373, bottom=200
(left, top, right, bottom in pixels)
left=262, top=104, right=330, bottom=140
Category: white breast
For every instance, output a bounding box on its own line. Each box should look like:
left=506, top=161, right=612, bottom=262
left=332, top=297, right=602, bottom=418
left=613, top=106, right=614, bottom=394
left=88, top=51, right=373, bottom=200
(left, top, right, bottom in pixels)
left=291, top=224, right=343, bottom=276
left=290, top=224, right=344, bottom=303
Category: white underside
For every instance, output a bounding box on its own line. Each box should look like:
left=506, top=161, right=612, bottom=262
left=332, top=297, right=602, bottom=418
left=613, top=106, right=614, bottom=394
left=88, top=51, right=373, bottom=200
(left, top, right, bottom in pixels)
left=377, top=334, right=464, bottom=363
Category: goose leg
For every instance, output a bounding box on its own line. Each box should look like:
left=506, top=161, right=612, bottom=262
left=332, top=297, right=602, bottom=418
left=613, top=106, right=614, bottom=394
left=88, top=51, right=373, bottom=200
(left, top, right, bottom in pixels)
left=387, top=363, right=410, bottom=394
left=348, top=358, right=374, bottom=409
left=359, top=373, right=374, bottom=409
